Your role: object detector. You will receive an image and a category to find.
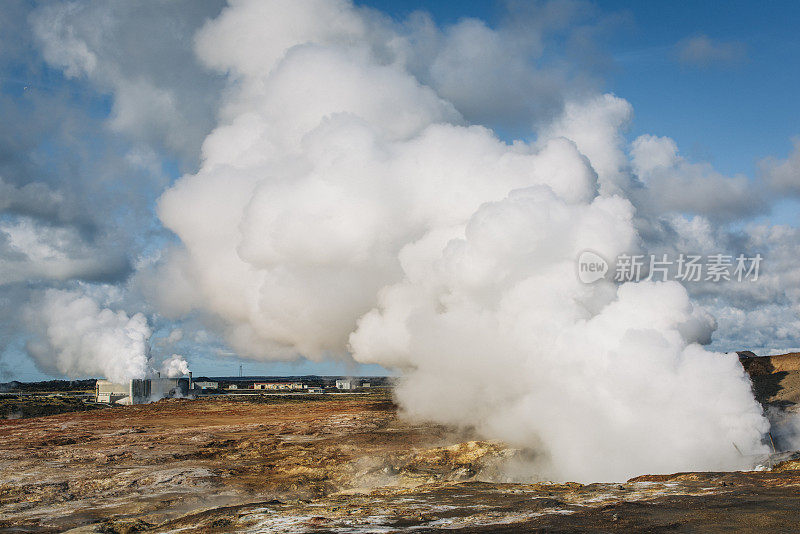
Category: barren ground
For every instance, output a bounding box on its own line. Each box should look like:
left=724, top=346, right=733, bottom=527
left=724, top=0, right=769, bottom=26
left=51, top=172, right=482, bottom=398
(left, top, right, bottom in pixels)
left=1, top=391, right=800, bottom=533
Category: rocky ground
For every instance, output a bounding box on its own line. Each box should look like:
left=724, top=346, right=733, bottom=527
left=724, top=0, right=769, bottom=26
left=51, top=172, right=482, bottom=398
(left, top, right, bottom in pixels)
left=743, top=354, right=800, bottom=410
left=1, top=389, right=800, bottom=532
left=0, top=394, right=100, bottom=420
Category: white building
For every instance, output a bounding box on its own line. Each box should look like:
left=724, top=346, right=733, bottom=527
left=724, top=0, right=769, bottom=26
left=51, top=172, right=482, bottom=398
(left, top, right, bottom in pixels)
left=254, top=382, right=303, bottom=390
left=95, top=380, right=132, bottom=404
left=95, top=377, right=191, bottom=405
left=335, top=379, right=353, bottom=390
left=194, top=381, right=219, bottom=390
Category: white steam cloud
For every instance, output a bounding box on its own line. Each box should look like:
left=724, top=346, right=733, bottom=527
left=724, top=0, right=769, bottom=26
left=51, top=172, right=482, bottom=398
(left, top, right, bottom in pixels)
left=142, top=1, right=768, bottom=480
left=140, top=0, right=775, bottom=481
left=161, top=353, right=190, bottom=378
left=24, top=289, right=151, bottom=384
left=23, top=290, right=192, bottom=383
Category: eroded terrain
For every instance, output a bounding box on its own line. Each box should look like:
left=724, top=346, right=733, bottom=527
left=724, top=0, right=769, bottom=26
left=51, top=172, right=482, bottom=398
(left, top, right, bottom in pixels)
left=1, top=392, right=800, bottom=533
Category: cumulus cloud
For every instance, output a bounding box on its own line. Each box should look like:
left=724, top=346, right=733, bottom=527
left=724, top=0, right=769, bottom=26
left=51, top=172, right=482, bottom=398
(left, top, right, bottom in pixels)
left=0, top=177, right=128, bottom=283
left=630, top=134, right=767, bottom=219
left=30, top=0, right=225, bottom=161
left=759, top=138, right=800, bottom=196
left=0, top=1, right=226, bottom=378
left=675, top=35, right=747, bottom=68
left=0, top=176, right=80, bottom=225
left=631, top=213, right=800, bottom=356
left=0, top=217, right=128, bottom=285
left=699, top=224, right=800, bottom=353
left=419, top=16, right=567, bottom=129
left=0, top=1, right=220, bottom=297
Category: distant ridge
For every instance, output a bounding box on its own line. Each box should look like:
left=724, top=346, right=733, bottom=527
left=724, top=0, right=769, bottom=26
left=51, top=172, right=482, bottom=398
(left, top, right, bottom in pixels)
left=738, top=352, right=800, bottom=375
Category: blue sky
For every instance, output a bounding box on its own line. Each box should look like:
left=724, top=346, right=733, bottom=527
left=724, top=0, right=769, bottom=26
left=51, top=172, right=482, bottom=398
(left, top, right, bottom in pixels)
left=1, top=0, right=799, bottom=381
left=606, top=1, right=800, bottom=175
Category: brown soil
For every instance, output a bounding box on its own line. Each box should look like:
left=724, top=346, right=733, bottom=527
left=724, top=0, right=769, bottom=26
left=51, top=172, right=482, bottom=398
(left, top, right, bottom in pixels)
left=1, top=392, right=799, bottom=533
left=742, top=353, right=800, bottom=411
left=0, top=394, right=101, bottom=420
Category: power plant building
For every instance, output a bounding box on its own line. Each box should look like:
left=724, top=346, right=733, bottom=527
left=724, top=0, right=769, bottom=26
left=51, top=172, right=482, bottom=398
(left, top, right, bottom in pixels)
left=253, top=382, right=304, bottom=390
left=95, top=376, right=191, bottom=405
left=335, top=379, right=353, bottom=390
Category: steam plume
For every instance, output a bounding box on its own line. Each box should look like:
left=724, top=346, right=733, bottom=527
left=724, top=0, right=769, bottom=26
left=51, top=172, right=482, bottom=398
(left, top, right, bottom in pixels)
left=24, top=289, right=151, bottom=384
left=142, top=0, right=771, bottom=480
left=161, top=354, right=190, bottom=378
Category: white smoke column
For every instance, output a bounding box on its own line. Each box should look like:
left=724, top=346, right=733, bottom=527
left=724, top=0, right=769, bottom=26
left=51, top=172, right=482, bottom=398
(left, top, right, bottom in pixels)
left=25, top=289, right=151, bottom=383
left=161, top=354, right=190, bottom=377
left=151, top=0, right=770, bottom=480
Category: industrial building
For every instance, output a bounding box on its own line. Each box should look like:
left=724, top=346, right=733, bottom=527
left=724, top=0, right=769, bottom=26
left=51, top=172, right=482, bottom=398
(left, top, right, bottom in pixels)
left=253, top=382, right=304, bottom=390
left=335, top=379, right=353, bottom=390
left=336, top=379, right=370, bottom=390
left=95, top=376, right=191, bottom=405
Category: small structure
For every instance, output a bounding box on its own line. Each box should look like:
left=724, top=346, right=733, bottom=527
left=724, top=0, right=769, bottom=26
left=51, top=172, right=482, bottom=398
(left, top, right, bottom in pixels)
left=335, top=379, right=353, bottom=390
left=254, top=382, right=304, bottom=390
left=361, top=382, right=370, bottom=388
left=307, top=387, right=324, bottom=394
left=194, top=381, right=219, bottom=390
left=95, top=377, right=191, bottom=405
left=227, top=384, right=238, bottom=390
left=95, top=380, right=132, bottom=404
